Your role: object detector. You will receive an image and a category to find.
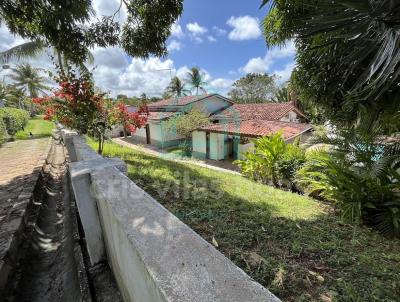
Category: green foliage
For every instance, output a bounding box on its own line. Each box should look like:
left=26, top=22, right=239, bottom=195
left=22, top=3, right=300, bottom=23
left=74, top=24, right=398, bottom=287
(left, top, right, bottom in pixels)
left=15, top=116, right=54, bottom=140
left=296, top=124, right=400, bottom=238
left=0, top=107, right=29, bottom=137
left=166, top=76, right=191, bottom=97
left=186, top=67, right=207, bottom=95
left=277, top=140, right=306, bottom=189
left=272, top=86, right=290, bottom=103
left=235, top=133, right=304, bottom=188
left=262, top=0, right=400, bottom=129
left=164, top=109, right=210, bottom=152
left=228, top=73, right=278, bottom=103
left=0, top=0, right=183, bottom=65
left=0, top=117, right=7, bottom=145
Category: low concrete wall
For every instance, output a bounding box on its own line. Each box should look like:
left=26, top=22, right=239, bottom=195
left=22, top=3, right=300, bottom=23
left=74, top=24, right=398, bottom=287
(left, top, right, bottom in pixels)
left=62, top=129, right=280, bottom=302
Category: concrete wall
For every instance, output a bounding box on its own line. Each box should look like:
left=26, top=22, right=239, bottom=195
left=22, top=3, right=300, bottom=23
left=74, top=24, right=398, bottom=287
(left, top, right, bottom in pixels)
left=62, top=129, right=280, bottom=302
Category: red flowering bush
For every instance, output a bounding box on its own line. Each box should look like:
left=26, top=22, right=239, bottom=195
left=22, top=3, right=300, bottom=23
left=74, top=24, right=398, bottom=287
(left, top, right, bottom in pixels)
left=110, top=102, right=148, bottom=138
left=34, top=74, right=148, bottom=154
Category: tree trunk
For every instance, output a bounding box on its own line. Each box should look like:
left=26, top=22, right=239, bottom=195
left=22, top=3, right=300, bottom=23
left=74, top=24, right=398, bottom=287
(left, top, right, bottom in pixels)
left=123, top=128, right=127, bottom=139
left=56, top=50, right=66, bottom=77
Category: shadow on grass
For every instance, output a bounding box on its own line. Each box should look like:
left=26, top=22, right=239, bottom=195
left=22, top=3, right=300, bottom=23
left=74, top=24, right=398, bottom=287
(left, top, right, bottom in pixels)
left=102, top=147, right=400, bottom=302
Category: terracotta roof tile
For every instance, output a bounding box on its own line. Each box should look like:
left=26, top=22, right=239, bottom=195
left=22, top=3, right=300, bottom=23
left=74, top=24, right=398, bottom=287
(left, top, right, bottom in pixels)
left=148, top=94, right=218, bottom=108
left=199, top=120, right=312, bottom=139
left=213, top=102, right=305, bottom=121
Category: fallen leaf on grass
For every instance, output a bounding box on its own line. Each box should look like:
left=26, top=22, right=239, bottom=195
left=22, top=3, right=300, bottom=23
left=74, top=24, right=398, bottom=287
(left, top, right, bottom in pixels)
left=212, top=237, right=218, bottom=247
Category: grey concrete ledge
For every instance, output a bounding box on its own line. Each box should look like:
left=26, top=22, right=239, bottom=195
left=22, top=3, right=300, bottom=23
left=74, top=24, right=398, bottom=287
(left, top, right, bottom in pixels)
left=62, top=128, right=280, bottom=302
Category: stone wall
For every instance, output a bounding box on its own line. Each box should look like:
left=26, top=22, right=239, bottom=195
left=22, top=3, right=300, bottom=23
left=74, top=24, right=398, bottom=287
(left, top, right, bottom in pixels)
left=62, top=129, right=280, bottom=302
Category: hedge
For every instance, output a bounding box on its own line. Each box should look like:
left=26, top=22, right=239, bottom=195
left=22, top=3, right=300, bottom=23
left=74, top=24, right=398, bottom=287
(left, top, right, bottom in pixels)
left=0, top=118, right=6, bottom=145
left=0, top=108, right=29, bottom=143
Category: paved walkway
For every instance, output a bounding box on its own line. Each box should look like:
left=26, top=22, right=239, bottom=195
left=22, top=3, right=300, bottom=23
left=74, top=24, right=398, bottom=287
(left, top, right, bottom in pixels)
left=112, top=137, right=241, bottom=175
left=0, top=138, right=50, bottom=185
left=0, top=137, right=50, bottom=287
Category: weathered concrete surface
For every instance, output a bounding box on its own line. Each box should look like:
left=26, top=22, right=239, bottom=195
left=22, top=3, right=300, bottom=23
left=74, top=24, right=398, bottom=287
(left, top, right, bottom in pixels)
left=91, top=166, right=280, bottom=302
left=63, top=129, right=280, bottom=301
left=0, top=138, right=50, bottom=292
left=69, top=158, right=127, bottom=265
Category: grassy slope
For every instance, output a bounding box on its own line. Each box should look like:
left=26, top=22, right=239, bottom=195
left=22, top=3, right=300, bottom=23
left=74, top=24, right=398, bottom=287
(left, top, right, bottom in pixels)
left=15, top=116, right=54, bottom=140
left=91, top=139, right=400, bottom=302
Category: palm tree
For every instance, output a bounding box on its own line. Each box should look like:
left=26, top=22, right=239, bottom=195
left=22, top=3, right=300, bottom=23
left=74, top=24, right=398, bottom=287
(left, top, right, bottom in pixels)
left=11, top=64, right=50, bottom=114
left=166, top=76, right=190, bottom=97
left=272, top=86, right=290, bottom=103
left=186, top=67, right=207, bottom=95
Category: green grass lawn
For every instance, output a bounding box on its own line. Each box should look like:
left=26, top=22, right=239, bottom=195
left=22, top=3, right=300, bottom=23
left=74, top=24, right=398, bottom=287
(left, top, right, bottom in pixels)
left=90, top=139, right=400, bottom=302
left=15, top=116, right=54, bottom=140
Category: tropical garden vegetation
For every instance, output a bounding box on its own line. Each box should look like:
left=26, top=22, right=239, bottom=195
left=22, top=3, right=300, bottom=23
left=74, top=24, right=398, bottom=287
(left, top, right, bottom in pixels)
left=165, top=66, right=208, bottom=97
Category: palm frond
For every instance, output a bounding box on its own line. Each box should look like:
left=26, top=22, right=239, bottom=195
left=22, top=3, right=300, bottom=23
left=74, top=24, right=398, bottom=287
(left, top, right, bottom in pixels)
left=0, top=41, right=46, bottom=64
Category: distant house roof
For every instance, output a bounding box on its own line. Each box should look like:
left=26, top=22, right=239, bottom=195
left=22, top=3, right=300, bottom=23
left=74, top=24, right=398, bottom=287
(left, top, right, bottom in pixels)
left=147, top=94, right=233, bottom=110
left=147, top=111, right=179, bottom=121
left=212, top=102, right=306, bottom=121
left=199, top=120, right=313, bottom=140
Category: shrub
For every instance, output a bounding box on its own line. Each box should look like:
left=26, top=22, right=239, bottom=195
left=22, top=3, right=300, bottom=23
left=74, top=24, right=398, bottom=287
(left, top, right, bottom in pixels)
left=296, top=128, right=400, bottom=238
left=235, top=133, right=305, bottom=188
left=0, top=117, right=7, bottom=145
left=0, top=107, right=29, bottom=137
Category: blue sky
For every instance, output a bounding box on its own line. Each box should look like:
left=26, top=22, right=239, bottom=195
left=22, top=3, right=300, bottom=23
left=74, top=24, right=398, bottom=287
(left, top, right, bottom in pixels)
left=0, top=0, right=295, bottom=97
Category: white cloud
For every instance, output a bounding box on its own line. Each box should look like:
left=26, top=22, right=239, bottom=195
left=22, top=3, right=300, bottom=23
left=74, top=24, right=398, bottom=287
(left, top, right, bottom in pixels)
left=212, top=26, right=227, bottom=36
left=167, top=40, right=182, bottom=52
left=242, top=57, right=268, bottom=74
left=186, top=22, right=208, bottom=35
left=241, top=40, right=296, bottom=74
left=272, top=62, right=296, bottom=83
left=207, top=36, right=216, bottom=42
left=227, top=16, right=261, bottom=41
left=170, top=22, right=184, bottom=39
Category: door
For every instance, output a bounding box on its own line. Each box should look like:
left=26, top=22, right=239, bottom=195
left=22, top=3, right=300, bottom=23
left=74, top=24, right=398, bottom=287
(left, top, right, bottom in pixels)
left=206, top=132, right=210, bottom=159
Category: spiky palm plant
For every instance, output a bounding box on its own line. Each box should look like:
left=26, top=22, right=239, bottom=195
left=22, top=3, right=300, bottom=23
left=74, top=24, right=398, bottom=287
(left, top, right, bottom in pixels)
left=296, top=122, right=400, bottom=238
left=11, top=64, right=50, bottom=114
left=166, top=76, right=190, bottom=97
left=186, top=67, right=207, bottom=95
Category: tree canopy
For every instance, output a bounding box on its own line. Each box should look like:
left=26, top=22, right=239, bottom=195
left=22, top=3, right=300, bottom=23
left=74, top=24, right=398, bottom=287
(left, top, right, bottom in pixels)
left=228, top=73, right=278, bottom=103
left=262, top=0, right=400, bottom=130
left=0, top=0, right=183, bottom=65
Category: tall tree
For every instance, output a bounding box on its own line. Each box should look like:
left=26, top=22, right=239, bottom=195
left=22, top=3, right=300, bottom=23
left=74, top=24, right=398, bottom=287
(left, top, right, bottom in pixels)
left=262, top=0, right=400, bottom=130
left=166, top=76, right=190, bottom=97
left=186, top=67, right=207, bottom=95
left=0, top=0, right=183, bottom=65
left=10, top=64, right=49, bottom=114
left=228, top=73, right=278, bottom=103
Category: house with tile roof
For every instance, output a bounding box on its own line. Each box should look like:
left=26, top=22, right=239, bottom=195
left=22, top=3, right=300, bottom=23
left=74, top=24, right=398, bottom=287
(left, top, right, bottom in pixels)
left=118, top=94, right=232, bottom=148
left=113, top=94, right=312, bottom=158
left=192, top=102, right=313, bottom=161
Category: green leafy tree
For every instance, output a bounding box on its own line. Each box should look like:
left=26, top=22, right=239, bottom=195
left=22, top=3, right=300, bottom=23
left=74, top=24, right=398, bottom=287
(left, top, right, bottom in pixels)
left=186, top=67, right=207, bottom=95
left=164, top=109, right=210, bottom=152
left=272, top=86, right=290, bottom=103
left=0, top=0, right=183, bottom=65
left=262, top=0, right=400, bottom=129
left=10, top=64, right=49, bottom=114
left=228, top=73, right=278, bottom=103
left=166, top=76, right=190, bottom=97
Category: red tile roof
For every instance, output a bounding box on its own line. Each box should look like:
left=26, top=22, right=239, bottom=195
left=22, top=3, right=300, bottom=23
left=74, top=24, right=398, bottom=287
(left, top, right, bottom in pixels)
left=212, top=102, right=306, bottom=121
left=148, top=94, right=225, bottom=108
left=147, top=111, right=178, bottom=120
left=199, top=120, right=312, bottom=139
